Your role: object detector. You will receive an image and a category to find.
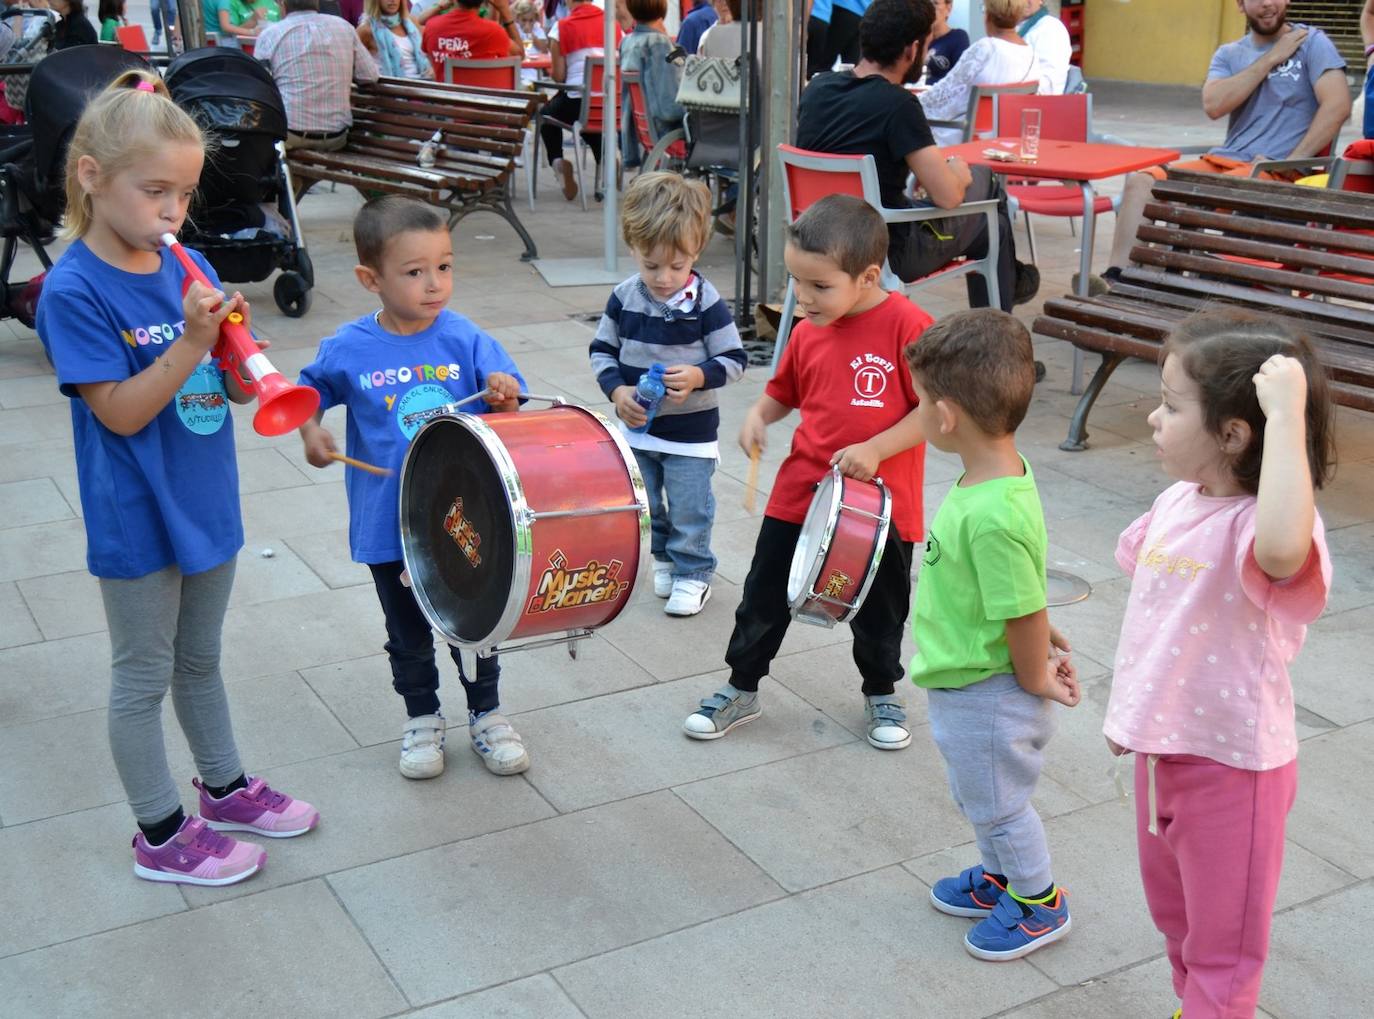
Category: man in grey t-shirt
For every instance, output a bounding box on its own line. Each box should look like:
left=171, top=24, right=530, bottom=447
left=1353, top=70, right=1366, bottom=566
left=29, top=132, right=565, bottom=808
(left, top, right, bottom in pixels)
left=1090, top=0, right=1350, bottom=288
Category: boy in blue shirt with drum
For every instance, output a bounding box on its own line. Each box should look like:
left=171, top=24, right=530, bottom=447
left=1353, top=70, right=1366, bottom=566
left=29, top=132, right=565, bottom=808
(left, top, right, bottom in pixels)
left=297, top=196, right=530, bottom=781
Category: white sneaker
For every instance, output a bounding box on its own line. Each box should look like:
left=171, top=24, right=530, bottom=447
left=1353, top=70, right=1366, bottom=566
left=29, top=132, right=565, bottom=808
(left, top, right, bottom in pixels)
left=665, top=578, right=711, bottom=617
left=652, top=561, right=673, bottom=598
left=400, top=713, right=446, bottom=779
left=470, top=711, right=530, bottom=775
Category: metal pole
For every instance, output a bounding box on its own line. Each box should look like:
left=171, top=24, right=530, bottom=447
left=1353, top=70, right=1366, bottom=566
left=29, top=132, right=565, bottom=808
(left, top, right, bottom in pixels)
left=602, top=4, right=619, bottom=274
left=759, top=0, right=798, bottom=303
left=734, top=0, right=756, bottom=331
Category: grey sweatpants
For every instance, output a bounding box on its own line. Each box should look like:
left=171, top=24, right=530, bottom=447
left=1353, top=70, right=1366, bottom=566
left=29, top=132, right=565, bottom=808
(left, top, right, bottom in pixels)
left=100, top=560, right=243, bottom=826
left=927, top=673, right=1056, bottom=895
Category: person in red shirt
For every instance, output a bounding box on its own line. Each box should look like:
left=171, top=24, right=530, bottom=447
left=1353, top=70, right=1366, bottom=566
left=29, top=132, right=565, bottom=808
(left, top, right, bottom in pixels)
left=682, top=195, right=931, bottom=752
left=541, top=0, right=620, bottom=200
left=422, top=0, right=520, bottom=80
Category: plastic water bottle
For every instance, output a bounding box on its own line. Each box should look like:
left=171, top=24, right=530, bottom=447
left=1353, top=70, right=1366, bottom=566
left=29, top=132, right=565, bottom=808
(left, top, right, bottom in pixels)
left=417, top=130, right=443, bottom=169
left=628, top=363, right=666, bottom=433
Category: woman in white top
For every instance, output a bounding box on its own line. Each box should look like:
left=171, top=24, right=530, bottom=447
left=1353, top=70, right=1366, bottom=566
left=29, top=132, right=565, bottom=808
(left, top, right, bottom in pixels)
left=919, top=0, right=1039, bottom=147
left=357, top=0, right=435, bottom=79
left=696, top=0, right=740, bottom=60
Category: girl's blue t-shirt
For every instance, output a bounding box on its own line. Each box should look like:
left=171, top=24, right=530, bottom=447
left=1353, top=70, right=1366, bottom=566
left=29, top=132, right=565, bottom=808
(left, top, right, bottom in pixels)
left=298, top=309, right=525, bottom=564
left=35, top=241, right=243, bottom=580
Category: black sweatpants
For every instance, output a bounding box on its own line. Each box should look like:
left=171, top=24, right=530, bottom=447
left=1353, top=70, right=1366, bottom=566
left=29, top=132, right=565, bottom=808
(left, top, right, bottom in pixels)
left=725, top=516, right=915, bottom=696
left=540, top=89, right=602, bottom=168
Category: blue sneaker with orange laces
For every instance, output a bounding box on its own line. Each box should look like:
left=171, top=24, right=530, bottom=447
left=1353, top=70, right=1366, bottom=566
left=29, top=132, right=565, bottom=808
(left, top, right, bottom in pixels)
left=929, top=864, right=1007, bottom=918
left=964, top=887, right=1071, bottom=961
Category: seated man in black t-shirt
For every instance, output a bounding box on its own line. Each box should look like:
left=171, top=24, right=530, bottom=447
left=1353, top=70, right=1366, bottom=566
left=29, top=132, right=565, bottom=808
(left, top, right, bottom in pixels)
left=795, top=0, right=1036, bottom=313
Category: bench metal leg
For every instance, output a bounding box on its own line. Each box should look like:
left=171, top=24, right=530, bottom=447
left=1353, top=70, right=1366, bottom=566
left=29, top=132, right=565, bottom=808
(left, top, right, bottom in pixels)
left=1060, top=352, right=1125, bottom=452
left=446, top=188, right=540, bottom=263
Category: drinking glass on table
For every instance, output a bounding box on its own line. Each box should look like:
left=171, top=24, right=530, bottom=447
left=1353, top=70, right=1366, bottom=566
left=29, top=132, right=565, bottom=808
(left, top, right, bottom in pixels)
left=1019, top=108, right=1042, bottom=163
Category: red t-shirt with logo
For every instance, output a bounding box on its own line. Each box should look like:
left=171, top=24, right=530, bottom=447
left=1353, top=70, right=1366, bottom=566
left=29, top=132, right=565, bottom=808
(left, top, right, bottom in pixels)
left=423, top=8, right=512, bottom=79
left=764, top=292, right=931, bottom=542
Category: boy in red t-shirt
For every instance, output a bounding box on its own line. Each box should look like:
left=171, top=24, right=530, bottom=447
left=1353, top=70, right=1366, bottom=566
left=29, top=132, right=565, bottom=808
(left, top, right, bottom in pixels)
left=684, top=195, right=931, bottom=751
left=422, top=0, right=520, bottom=80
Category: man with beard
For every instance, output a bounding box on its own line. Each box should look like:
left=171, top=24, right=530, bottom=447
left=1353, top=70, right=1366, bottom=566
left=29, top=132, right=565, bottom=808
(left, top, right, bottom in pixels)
left=1086, top=0, right=1348, bottom=291
left=795, top=0, right=1038, bottom=314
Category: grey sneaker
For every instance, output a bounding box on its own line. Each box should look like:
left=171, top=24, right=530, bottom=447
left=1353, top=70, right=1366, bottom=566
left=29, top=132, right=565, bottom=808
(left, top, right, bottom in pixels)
left=865, top=695, right=911, bottom=750
left=683, top=684, right=760, bottom=740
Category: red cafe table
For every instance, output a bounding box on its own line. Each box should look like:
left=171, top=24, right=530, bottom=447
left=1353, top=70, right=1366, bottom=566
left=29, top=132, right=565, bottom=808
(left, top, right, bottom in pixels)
left=522, top=52, right=553, bottom=71
left=941, top=137, right=1180, bottom=392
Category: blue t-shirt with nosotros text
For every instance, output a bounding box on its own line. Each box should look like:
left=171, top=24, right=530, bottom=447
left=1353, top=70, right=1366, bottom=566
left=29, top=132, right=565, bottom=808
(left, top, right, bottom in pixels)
left=35, top=241, right=243, bottom=580
left=297, top=309, right=525, bottom=564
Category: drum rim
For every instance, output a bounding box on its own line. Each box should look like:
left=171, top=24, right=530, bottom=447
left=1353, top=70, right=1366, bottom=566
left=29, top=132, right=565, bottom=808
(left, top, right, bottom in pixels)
left=787, top=468, right=844, bottom=617
left=398, top=412, right=527, bottom=649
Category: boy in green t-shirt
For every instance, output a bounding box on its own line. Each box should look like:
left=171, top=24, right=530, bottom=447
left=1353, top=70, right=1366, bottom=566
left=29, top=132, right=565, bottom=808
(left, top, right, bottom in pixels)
left=905, top=309, right=1080, bottom=963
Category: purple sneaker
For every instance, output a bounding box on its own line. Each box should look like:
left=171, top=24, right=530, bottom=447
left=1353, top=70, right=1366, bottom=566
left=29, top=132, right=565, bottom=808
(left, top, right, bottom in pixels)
left=132, top=816, right=265, bottom=887
left=195, top=776, right=320, bottom=839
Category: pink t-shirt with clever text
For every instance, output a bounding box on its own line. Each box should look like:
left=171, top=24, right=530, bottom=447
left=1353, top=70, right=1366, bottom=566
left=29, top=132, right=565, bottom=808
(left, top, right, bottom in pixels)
left=1104, top=482, right=1330, bottom=771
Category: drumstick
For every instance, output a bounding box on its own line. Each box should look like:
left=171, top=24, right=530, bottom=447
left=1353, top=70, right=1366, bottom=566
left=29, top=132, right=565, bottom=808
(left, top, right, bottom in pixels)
left=743, top=445, right=761, bottom=513
left=329, top=451, right=393, bottom=477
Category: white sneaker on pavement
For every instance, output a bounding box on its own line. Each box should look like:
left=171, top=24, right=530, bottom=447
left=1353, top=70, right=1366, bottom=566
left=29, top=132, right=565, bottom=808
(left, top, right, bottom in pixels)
left=470, top=711, right=530, bottom=775
left=665, top=578, right=711, bottom=617
left=652, top=561, right=673, bottom=598
left=400, top=713, right=446, bottom=779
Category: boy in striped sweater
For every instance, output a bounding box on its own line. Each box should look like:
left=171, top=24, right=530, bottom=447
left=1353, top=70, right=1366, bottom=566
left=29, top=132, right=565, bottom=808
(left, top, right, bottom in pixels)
left=590, top=172, right=747, bottom=616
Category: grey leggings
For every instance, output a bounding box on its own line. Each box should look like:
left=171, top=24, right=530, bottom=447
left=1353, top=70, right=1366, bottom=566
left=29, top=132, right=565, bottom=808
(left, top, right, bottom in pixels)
left=100, top=560, right=242, bottom=825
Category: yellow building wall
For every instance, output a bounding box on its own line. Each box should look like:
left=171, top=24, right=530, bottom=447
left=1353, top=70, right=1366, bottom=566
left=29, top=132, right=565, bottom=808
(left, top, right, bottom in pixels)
left=1083, top=0, right=1249, bottom=85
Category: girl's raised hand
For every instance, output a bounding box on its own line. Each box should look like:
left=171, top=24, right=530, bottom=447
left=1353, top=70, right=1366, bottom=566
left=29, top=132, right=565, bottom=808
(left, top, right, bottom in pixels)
left=1253, top=354, right=1307, bottom=423
left=181, top=280, right=241, bottom=354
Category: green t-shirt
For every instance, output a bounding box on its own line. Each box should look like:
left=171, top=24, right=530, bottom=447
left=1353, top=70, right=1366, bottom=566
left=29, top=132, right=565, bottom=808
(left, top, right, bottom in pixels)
left=203, top=0, right=233, bottom=32
left=100, top=17, right=119, bottom=42
left=910, top=456, right=1047, bottom=690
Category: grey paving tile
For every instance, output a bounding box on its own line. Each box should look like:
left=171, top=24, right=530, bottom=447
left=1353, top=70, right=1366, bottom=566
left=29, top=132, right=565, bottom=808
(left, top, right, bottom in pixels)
left=1314, top=458, right=1374, bottom=529
left=597, top=575, right=848, bottom=683
left=219, top=584, right=387, bottom=681
left=1262, top=883, right=1374, bottom=1019
left=281, top=528, right=372, bottom=589
left=905, top=799, right=1355, bottom=988
left=234, top=445, right=314, bottom=495
left=239, top=478, right=351, bottom=543
left=1286, top=721, right=1374, bottom=878
left=554, top=866, right=1057, bottom=1018
left=1037, top=665, right=1124, bottom=806
left=329, top=790, right=783, bottom=1005
left=1000, top=955, right=1179, bottom=1018
left=0, top=373, right=65, bottom=409
left=1322, top=522, right=1374, bottom=616
left=1036, top=576, right=1130, bottom=678
left=517, top=674, right=855, bottom=813
left=0, top=580, right=40, bottom=649
left=181, top=742, right=555, bottom=907
left=0, top=802, right=186, bottom=959
left=16, top=569, right=104, bottom=640
left=407, top=975, right=585, bottom=1019
left=674, top=738, right=974, bottom=892
left=0, top=880, right=407, bottom=1018
left=227, top=539, right=329, bottom=607
left=0, top=518, right=90, bottom=583
left=0, top=437, right=76, bottom=485
left=0, top=477, right=73, bottom=529
left=0, top=403, right=73, bottom=448
left=1289, top=605, right=1374, bottom=727
left=0, top=631, right=111, bottom=726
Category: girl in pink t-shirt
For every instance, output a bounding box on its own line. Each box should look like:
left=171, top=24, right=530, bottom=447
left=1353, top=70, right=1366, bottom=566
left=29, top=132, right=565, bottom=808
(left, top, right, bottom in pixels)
left=1105, top=310, right=1335, bottom=1019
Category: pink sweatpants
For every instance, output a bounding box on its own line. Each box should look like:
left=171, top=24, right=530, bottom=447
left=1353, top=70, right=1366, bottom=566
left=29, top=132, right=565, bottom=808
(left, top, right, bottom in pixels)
left=1135, top=753, right=1297, bottom=1019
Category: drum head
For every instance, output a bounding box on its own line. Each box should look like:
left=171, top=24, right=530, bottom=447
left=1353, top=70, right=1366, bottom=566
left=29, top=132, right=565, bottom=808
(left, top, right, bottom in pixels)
left=400, top=416, right=515, bottom=645
left=787, top=471, right=840, bottom=606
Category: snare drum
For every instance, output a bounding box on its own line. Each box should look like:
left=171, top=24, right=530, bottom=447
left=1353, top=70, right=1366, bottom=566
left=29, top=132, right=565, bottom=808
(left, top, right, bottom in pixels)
left=400, top=403, right=649, bottom=655
left=786, top=467, right=891, bottom=628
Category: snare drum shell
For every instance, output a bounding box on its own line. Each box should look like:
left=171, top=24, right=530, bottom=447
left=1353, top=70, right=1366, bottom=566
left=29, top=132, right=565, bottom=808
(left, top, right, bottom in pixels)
left=400, top=405, right=648, bottom=650
left=788, top=472, right=891, bottom=626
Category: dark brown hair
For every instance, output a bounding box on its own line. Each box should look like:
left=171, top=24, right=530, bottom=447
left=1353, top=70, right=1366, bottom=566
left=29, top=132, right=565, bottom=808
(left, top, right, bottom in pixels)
left=904, top=309, right=1035, bottom=436
left=785, top=194, right=887, bottom=278
left=353, top=195, right=447, bottom=268
left=1163, top=310, right=1335, bottom=493
left=626, top=0, right=667, bottom=21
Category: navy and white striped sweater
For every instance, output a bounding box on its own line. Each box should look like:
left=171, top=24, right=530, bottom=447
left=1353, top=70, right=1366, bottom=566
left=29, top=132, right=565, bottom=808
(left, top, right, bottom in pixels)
left=590, top=272, right=746, bottom=444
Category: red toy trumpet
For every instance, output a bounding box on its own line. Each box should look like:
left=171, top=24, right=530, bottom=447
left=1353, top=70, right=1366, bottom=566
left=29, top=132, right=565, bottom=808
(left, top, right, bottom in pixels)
left=160, top=233, right=319, bottom=437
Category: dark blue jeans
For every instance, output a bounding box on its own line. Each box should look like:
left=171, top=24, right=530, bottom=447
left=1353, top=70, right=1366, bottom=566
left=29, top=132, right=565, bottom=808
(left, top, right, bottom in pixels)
left=369, top=561, right=500, bottom=719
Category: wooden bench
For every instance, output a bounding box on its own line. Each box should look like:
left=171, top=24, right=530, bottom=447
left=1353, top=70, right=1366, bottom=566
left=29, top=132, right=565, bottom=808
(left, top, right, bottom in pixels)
left=287, top=76, right=544, bottom=262
left=1034, top=169, right=1374, bottom=450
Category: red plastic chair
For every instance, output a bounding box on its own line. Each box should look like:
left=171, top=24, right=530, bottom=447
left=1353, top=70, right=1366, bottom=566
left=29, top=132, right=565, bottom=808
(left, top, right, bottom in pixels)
left=623, top=72, right=687, bottom=168
left=991, top=92, right=1119, bottom=265
left=116, top=24, right=149, bottom=52
left=928, top=80, right=1039, bottom=143
left=444, top=56, right=522, bottom=90
left=771, top=143, right=1002, bottom=368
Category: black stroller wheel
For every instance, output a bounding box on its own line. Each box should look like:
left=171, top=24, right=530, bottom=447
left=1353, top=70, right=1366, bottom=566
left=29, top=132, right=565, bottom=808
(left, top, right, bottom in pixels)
left=274, top=271, right=311, bottom=317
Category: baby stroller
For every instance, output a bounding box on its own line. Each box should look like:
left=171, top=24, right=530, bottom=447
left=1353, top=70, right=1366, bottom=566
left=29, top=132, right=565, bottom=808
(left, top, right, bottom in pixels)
left=166, top=47, right=314, bottom=318
left=0, top=39, right=147, bottom=327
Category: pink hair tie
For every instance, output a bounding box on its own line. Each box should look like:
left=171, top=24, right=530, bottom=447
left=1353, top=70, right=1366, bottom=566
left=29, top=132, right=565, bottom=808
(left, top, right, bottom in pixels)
left=135, top=80, right=156, bottom=93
